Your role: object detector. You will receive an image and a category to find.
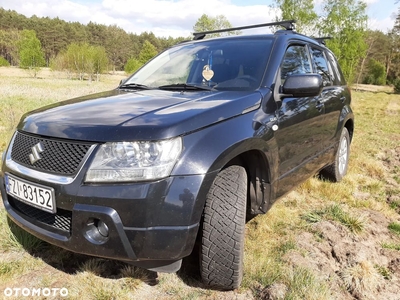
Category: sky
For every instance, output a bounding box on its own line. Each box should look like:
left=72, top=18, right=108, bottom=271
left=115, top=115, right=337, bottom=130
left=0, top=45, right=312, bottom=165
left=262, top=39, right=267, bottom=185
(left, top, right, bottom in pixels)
left=0, top=0, right=398, bottom=38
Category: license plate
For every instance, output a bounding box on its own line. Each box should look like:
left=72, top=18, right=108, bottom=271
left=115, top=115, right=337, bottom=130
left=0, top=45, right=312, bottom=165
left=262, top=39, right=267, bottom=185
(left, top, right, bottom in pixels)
left=5, top=174, right=56, bottom=213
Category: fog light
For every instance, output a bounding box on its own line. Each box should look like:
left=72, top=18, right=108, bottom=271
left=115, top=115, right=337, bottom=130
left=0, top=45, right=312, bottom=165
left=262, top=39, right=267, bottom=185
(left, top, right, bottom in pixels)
left=97, top=220, right=109, bottom=237
left=84, top=218, right=109, bottom=244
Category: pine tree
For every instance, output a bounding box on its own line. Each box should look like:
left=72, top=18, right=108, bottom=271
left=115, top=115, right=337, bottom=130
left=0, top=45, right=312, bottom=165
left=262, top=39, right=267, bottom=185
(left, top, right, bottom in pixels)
left=138, top=40, right=158, bottom=64
left=124, top=40, right=158, bottom=74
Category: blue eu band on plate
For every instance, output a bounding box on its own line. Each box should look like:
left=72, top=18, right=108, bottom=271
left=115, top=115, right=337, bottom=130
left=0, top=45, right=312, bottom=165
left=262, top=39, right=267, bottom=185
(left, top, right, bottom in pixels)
left=5, top=174, right=56, bottom=214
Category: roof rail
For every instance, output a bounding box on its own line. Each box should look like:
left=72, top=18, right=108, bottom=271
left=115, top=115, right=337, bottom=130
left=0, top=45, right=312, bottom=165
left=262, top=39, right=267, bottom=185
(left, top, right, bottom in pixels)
left=193, top=20, right=296, bottom=40
left=313, top=37, right=332, bottom=45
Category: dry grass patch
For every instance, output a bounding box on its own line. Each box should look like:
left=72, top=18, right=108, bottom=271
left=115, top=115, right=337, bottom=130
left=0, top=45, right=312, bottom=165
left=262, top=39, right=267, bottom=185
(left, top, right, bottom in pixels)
left=156, top=273, right=213, bottom=299
left=352, top=84, right=394, bottom=93
left=0, top=259, right=25, bottom=279
left=0, top=67, right=124, bottom=165
left=242, top=199, right=331, bottom=299
left=0, top=209, right=45, bottom=252
left=0, top=255, right=48, bottom=290
left=70, top=272, right=131, bottom=300
left=340, top=261, right=381, bottom=296
left=284, top=267, right=330, bottom=300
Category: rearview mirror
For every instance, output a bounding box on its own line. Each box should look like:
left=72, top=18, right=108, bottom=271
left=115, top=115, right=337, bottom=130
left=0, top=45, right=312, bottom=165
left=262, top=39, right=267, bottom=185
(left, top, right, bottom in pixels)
left=281, top=74, right=323, bottom=97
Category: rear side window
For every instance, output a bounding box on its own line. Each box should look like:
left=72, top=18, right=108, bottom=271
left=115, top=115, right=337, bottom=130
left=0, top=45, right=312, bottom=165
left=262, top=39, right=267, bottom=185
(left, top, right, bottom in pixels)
left=281, top=45, right=312, bottom=80
left=311, top=48, right=332, bottom=87
left=326, top=51, right=346, bottom=85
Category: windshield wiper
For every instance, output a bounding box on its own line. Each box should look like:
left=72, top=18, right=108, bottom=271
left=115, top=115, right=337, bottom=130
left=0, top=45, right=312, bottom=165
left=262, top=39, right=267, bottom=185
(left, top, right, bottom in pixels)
left=119, top=83, right=152, bottom=90
left=158, top=83, right=214, bottom=91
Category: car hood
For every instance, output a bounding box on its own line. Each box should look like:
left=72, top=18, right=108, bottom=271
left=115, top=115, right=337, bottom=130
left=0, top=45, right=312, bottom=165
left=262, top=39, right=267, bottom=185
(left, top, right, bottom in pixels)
left=18, top=89, right=262, bottom=142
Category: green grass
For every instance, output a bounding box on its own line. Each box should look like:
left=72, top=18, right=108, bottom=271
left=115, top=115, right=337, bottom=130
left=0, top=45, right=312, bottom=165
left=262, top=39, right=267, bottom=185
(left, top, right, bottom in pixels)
left=375, top=265, right=392, bottom=280
left=389, top=199, right=400, bottom=210
left=0, top=258, right=40, bottom=281
left=302, top=204, right=366, bottom=234
left=301, top=211, right=322, bottom=223
left=0, top=260, right=21, bottom=277
left=274, top=240, right=297, bottom=255
left=242, top=254, right=284, bottom=288
left=381, top=242, right=400, bottom=251
left=388, top=222, right=400, bottom=235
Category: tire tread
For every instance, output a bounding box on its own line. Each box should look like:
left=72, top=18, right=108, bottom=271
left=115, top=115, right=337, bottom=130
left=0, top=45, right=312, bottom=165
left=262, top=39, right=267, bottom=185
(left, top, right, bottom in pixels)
left=200, top=165, right=247, bottom=290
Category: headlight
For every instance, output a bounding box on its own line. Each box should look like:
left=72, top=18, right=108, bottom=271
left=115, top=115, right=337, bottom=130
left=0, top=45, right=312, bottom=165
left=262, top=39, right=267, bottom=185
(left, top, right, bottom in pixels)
left=85, top=137, right=182, bottom=182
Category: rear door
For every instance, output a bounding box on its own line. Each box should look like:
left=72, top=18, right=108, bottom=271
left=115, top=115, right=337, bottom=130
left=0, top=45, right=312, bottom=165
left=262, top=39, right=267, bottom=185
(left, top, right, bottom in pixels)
left=309, top=47, right=345, bottom=153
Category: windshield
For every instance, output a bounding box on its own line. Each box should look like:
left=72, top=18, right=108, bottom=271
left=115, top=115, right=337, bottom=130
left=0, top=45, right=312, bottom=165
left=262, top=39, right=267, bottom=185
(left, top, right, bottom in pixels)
left=124, top=38, right=273, bottom=91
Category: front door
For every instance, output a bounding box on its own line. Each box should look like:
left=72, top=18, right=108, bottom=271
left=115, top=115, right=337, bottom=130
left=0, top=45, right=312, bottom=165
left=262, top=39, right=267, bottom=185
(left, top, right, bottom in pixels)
left=274, top=44, right=326, bottom=197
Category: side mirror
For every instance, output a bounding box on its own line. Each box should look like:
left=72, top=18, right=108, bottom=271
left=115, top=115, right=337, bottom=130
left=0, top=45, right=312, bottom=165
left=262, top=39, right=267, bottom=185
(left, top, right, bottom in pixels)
left=281, top=74, right=323, bottom=97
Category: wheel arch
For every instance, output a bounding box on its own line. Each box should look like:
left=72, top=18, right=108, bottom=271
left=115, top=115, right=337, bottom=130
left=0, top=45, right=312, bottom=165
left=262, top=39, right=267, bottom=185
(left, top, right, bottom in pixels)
left=185, top=139, right=275, bottom=227
left=338, top=103, right=354, bottom=143
left=225, top=150, right=272, bottom=217
left=171, top=112, right=277, bottom=226
left=344, top=118, right=354, bottom=142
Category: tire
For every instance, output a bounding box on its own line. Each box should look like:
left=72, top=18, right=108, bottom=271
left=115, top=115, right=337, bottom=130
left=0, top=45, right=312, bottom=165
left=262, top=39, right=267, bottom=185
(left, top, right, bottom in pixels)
left=320, top=127, right=350, bottom=182
left=200, top=165, right=247, bottom=290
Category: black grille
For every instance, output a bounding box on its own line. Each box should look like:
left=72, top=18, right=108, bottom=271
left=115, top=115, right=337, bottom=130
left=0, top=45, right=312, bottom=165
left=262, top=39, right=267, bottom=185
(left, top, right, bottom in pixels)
left=9, top=197, right=72, bottom=233
left=11, top=132, right=94, bottom=175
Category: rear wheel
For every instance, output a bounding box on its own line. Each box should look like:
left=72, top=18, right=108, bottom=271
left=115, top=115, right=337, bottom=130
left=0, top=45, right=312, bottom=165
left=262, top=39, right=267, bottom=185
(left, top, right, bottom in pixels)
left=200, top=165, right=247, bottom=290
left=320, top=127, right=350, bottom=182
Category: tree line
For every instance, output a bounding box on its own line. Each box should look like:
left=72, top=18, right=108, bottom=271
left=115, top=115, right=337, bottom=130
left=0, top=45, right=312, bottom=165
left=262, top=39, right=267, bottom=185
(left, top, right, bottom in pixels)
left=272, top=0, right=400, bottom=91
left=0, top=8, right=185, bottom=79
left=0, top=1, right=400, bottom=91
left=193, top=1, right=400, bottom=91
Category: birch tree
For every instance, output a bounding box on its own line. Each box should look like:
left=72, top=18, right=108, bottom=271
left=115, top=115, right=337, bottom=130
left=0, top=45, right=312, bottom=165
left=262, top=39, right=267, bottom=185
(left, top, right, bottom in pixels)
left=319, top=0, right=368, bottom=83
left=18, top=30, right=45, bottom=77
left=273, top=0, right=318, bottom=35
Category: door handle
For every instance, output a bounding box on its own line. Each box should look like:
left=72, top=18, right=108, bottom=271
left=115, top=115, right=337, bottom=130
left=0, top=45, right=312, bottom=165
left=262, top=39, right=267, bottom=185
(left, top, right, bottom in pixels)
left=340, top=96, right=346, bottom=103
left=316, top=101, right=324, bottom=111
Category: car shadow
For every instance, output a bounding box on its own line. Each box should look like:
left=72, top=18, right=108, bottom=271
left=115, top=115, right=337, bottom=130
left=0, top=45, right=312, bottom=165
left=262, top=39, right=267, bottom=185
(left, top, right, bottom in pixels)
left=6, top=216, right=159, bottom=285
left=5, top=216, right=240, bottom=290
left=175, top=243, right=209, bottom=289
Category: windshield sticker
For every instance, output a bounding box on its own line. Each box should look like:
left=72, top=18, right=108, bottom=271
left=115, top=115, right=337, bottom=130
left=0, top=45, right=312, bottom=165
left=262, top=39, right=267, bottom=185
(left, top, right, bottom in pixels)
left=202, top=65, right=214, bottom=81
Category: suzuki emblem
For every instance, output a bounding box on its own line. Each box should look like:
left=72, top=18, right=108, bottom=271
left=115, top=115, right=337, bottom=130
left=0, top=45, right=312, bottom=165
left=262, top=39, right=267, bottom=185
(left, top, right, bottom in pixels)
left=29, top=142, right=44, bottom=164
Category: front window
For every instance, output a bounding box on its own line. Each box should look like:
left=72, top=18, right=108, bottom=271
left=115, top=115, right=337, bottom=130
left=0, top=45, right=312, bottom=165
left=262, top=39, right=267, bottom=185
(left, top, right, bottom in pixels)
left=125, top=38, right=273, bottom=91
left=281, top=44, right=312, bottom=80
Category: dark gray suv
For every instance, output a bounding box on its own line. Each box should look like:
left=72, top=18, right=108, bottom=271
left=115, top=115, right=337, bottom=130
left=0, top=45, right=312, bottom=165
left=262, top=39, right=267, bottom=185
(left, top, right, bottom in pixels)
left=0, top=21, right=353, bottom=290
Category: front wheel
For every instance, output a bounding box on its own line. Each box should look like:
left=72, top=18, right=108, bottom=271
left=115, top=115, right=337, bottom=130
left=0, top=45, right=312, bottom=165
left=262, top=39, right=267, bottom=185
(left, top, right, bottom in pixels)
left=200, top=165, right=247, bottom=290
left=320, top=127, right=350, bottom=182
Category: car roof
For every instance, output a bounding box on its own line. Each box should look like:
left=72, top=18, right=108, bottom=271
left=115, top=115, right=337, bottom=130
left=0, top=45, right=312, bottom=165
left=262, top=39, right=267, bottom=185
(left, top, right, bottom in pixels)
left=179, top=30, right=331, bottom=52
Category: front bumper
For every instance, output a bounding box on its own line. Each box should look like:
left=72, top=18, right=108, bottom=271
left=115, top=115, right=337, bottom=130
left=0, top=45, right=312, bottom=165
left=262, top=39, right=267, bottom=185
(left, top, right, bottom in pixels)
left=0, top=165, right=210, bottom=272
